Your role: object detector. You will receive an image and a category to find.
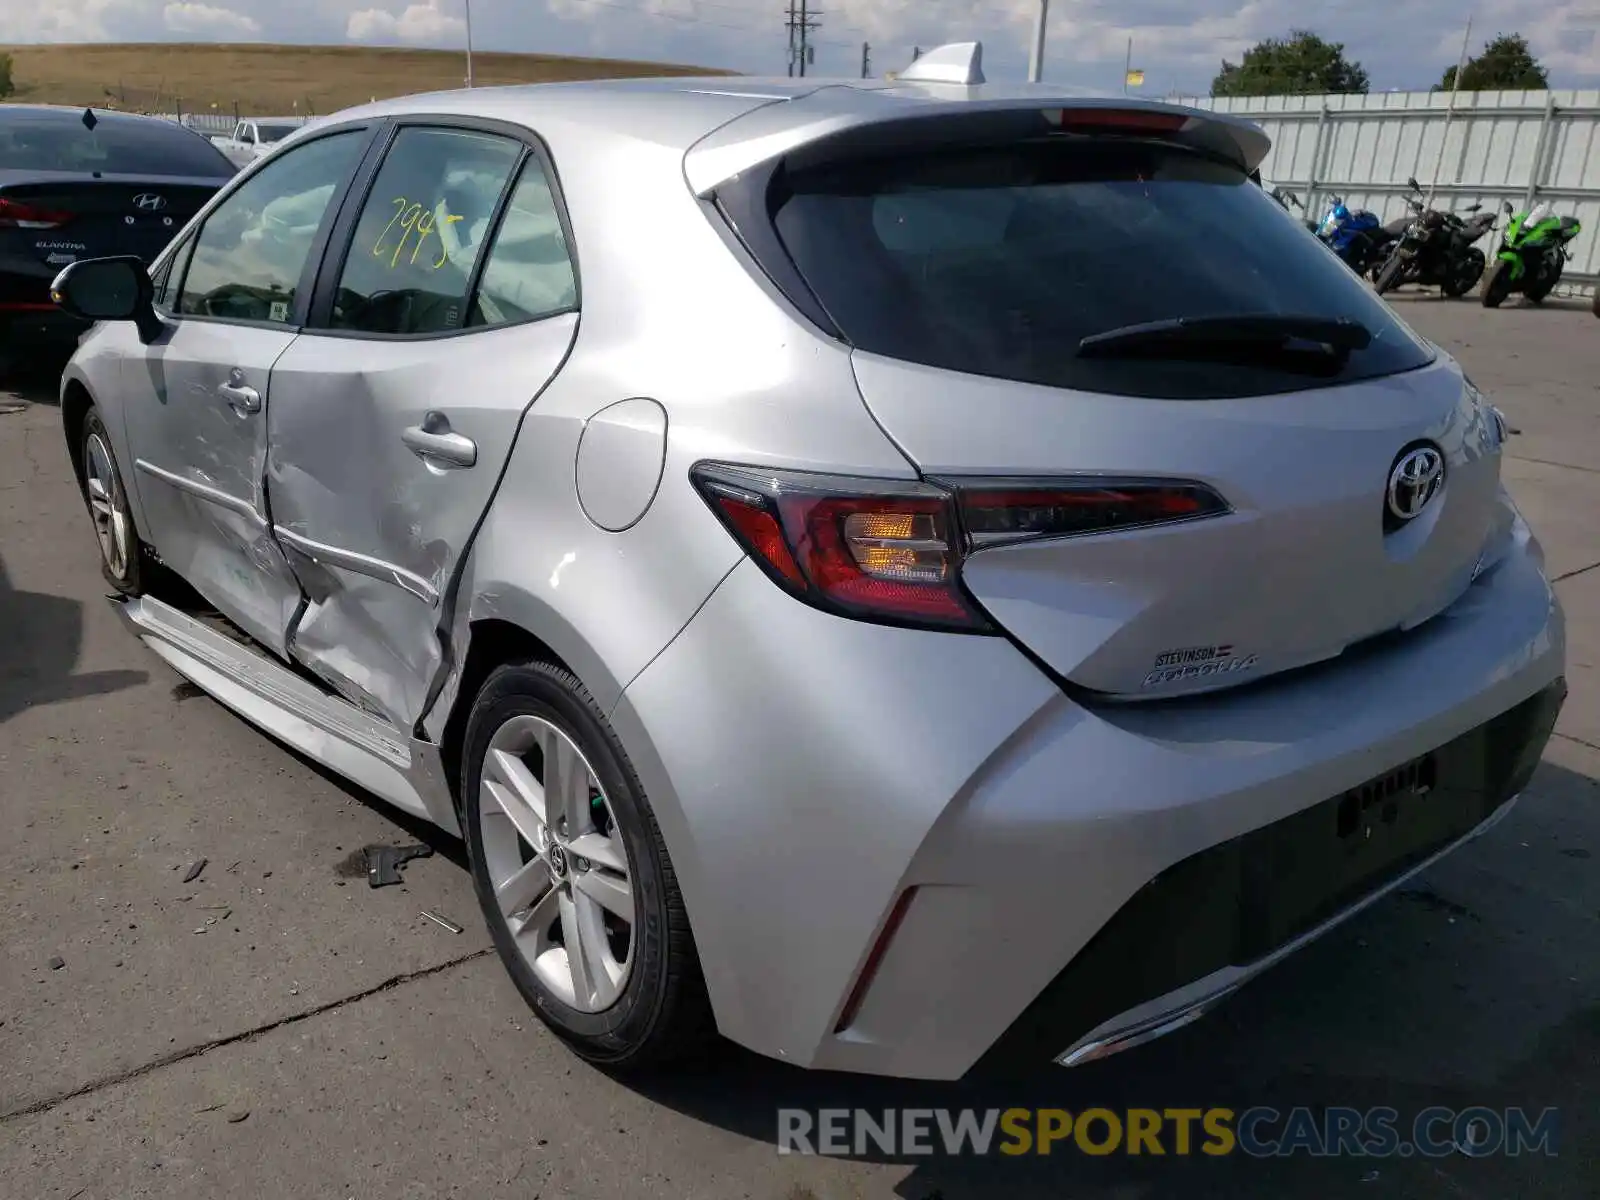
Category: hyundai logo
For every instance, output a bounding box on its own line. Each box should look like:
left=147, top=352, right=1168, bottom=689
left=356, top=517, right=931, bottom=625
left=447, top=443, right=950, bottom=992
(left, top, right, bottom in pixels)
left=132, top=193, right=168, bottom=212
left=1385, top=444, right=1446, bottom=525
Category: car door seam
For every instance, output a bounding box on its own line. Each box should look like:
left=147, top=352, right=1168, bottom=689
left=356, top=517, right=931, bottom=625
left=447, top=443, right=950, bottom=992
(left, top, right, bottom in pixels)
left=414, top=313, right=586, bottom=739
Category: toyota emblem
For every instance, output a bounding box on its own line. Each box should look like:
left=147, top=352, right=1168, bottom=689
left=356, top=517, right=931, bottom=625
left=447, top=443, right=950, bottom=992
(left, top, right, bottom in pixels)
left=132, top=193, right=168, bottom=212
left=1385, top=445, right=1446, bottom=526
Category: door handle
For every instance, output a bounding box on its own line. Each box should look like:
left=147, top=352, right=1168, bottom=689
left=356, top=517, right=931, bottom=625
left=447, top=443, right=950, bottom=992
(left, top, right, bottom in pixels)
left=402, top=412, right=477, bottom=469
left=218, top=370, right=261, bottom=415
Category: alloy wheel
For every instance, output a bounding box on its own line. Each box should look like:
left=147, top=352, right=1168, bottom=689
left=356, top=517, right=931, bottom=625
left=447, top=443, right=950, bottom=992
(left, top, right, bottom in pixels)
left=83, top=432, right=131, bottom=580
left=477, top=713, right=635, bottom=1012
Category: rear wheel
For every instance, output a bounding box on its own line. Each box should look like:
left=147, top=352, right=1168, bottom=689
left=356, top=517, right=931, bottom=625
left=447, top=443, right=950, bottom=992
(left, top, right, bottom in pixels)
left=1481, top=260, right=1513, bottom=308
left=1592, top=287, right=1599, bottom=318
left=461, top=660, right=714, bottom=1072
left=1442, top=249, right=1485, bottom=298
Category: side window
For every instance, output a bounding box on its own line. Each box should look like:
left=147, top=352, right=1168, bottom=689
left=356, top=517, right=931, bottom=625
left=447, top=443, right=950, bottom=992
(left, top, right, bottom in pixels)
left=151, top=234, right=195, bottom=312
left=327, top=126, right=522, bottom=336
left=468, top=156, right=577, bottom=328
left=180, top=130, right=363, bottom=324
left=233, top=122, right=247, bottom=142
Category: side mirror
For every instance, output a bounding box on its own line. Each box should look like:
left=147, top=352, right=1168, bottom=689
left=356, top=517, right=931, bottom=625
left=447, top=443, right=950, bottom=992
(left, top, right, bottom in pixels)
left=1504, top=200, right=1515, bottom=214
left=51, top=256, right=162, bottom=344
left=1407, top=176, right=1421, bottom=192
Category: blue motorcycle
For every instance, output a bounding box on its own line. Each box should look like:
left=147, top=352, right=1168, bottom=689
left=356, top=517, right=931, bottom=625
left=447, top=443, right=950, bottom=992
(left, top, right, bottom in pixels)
left=1317, top=196, right=1408, bottom=279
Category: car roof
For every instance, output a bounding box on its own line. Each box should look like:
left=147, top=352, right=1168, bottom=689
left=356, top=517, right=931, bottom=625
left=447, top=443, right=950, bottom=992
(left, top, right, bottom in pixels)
left=318, top=73, right=1269, bottom=194
left=330, top=75, right=1104, bottom=143
left=0, top=103, right=201, bottom=129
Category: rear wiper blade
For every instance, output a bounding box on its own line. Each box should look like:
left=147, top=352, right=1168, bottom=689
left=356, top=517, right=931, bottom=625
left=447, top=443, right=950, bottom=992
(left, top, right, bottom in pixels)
left=1078, top=314, right=1374, bottom=359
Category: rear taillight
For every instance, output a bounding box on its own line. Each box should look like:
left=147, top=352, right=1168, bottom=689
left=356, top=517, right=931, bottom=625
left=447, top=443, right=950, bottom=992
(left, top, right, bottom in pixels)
left=951, top=480, right=1228, bottom=549
left=691, top=463, right=1229, bottom=632
left=0, top=198, right=72, bottom=229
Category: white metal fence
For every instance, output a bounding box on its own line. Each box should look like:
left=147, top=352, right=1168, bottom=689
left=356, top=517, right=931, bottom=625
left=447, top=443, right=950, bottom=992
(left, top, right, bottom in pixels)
left=152, top=112, right=237, bottom=136
left=1175, top=88, right=1600, bottom=298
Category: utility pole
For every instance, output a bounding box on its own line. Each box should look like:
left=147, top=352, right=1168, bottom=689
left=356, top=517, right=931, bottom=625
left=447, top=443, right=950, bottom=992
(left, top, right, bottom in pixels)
left=1028, top=0, right=1050, bottom=82
left=794, top=0, right=819, bottom=77
left=1122, top=35, right=1132, bottom=95
left=861, top=41, right=870, bottom=79
left=1427, top=15, right=1474, bottom=210
left=785, top=0, right=794, bottom=77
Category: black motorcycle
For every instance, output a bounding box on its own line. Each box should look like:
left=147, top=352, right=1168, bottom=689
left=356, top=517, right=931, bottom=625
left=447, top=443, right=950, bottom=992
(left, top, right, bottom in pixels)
left=1374, top=178, right=1497, bottom=298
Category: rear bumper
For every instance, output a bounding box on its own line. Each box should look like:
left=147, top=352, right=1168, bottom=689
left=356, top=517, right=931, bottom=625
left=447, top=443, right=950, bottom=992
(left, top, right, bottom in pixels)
left=1007, top=677, right=1562, bottom=1073
left=613, top=506, right=1564, bottom=1080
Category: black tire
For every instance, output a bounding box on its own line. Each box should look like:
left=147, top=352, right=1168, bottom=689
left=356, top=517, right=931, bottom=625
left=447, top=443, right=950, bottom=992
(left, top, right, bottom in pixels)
left=1526, top=257, right=1560, bottom=304
left=461, top=659, right=714, bottom=1072
left=1374, top=255, right=1405, bottom=295
left=1442, top=249, right=1485, bottom=298
left=77, top=406, right=151, bottom=595
left=1481, top=260, right=1513, bottom=308
left=1591, top=288, right=1599, bottom=318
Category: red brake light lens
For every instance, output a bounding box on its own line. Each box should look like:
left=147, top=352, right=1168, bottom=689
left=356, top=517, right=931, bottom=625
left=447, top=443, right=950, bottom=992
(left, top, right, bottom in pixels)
left=955, top=482, right=1228, bottom=548
left=1046, top=108, right=1190, bottom=135
left=691, top=464, right=1228, bottom=633
left=0, top=197, right=73, bottom=229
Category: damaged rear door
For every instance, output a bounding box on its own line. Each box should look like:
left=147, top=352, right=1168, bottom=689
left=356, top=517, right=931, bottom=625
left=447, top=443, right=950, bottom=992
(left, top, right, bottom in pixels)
left=264, top=120, right=580, bottom=728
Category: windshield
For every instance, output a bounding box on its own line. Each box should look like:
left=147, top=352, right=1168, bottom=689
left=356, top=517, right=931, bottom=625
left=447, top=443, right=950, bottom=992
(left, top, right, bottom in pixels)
left=0, top=111, right=235, bottom=177
left=767, top=140, right=1433, bottom=399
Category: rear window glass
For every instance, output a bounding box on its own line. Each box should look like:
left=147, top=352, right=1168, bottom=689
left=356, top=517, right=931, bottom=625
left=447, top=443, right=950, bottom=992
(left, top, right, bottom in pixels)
left=257, top=125, right=300, bottom=143
left=769, top=140, right=1435, bottom=399
left=0, top=112, right=235, bottom=178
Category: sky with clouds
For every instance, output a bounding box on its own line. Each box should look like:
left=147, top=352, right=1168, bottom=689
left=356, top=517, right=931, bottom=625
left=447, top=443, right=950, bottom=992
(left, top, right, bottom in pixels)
left=1, top=0, right=1596, bottom=95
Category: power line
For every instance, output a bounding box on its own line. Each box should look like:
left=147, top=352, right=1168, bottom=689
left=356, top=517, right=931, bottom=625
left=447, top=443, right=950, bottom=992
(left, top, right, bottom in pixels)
left=557, top=0, right=858, bottom=50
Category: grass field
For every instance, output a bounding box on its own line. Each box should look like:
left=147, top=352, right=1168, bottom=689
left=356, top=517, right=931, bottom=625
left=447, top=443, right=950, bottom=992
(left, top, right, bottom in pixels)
left=0, top=42, right=732, bottom=117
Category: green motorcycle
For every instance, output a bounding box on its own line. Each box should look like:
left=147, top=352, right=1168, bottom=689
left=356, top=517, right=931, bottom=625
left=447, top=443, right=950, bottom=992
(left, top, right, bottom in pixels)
left=1481, top=200, right=1582, bottom=308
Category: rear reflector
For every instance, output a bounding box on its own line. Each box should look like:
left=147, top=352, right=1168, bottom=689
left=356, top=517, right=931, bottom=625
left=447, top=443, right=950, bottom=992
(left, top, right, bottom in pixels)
left=691, top=462, right=1229, bottom=632
left=0, top=197, right=73, bottom=229
left=834, top=887, right=918, bottom=1033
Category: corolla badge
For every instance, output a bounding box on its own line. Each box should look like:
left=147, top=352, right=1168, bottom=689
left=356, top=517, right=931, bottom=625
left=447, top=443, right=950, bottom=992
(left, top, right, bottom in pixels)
left=1386, top=445, right=1446, bottom=523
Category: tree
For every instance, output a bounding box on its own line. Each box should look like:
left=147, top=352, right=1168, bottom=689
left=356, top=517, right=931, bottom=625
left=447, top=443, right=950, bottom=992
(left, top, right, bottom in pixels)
left=1211, top=30, right=1369, bottom=97
left=1439, top=34, right=1548, bottom=92
left=0, top=53, right=13, bottom=101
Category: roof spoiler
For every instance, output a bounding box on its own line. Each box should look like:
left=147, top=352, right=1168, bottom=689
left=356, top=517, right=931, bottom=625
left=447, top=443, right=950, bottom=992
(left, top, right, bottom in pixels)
left=684, top=78, right=1271, bottom=198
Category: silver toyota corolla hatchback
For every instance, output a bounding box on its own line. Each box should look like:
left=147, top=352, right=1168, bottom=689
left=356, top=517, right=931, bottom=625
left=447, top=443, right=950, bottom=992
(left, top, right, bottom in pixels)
left=52, top=45, right=1566, bottom=1081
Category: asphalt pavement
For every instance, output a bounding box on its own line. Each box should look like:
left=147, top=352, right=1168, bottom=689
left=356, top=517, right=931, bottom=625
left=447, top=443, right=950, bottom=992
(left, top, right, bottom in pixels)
left=1, top=296, right=1597, bottom=1199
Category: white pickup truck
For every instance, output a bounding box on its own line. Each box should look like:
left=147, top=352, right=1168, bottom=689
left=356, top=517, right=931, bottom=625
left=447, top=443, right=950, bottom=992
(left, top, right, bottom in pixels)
left=210, top=117, right=308, bottom=167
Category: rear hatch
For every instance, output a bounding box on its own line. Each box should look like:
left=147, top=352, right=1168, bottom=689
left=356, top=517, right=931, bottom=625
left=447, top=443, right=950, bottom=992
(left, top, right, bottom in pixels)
left=0, top=173, right=220, bottom=275
left=707, top=103, right=1506, bottom=699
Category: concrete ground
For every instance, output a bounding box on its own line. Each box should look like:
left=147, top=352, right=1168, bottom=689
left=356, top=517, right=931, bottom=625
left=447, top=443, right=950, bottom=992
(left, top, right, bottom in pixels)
left=1, top=297, right=1596, bottom=1199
